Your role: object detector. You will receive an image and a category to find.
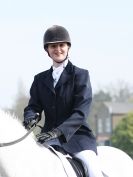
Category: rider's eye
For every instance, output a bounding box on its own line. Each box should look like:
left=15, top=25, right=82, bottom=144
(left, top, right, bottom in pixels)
left=51, top=44, right=56, bottom=48
left=59, top=43, right=64, bottom=47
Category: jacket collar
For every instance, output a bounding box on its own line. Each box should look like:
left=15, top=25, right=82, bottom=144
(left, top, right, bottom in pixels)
left=42, top=61, right=74, bottom=93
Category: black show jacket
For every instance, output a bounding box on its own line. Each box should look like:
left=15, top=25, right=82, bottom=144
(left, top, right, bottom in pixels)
left=24, top=61, right=97, bottom=153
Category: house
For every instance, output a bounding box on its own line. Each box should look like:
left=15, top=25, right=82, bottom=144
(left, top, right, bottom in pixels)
left=95, top=102, right=133, bottom=145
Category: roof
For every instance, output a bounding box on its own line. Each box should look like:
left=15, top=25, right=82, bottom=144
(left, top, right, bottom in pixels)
left=104, top=102, right=133, bottom=114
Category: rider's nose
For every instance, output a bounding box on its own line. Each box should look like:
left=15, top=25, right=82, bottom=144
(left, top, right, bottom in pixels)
left=55, top=45, right=61, bottom=50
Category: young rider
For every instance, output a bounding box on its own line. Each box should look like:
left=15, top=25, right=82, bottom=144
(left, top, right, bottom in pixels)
left=24, top=25, right=104, bottom=177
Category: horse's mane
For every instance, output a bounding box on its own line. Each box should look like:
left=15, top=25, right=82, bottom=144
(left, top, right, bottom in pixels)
left=0, top=109, right=47, bottom=153
left=0, top=109, right=30, bottom=142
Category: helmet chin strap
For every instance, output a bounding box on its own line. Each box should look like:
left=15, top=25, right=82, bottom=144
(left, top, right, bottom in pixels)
left=53, top=56, right=68, bottom=64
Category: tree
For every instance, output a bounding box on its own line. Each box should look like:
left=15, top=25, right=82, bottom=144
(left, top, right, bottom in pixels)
left=93, top=90, right=112, bottom=102
left=11, top=79, right=44, bottom=134
left=105, top=80, right=133, bottom=102
left=111, top=112, right=133, bottom=158
left=12, top=80, right=29, bottom=122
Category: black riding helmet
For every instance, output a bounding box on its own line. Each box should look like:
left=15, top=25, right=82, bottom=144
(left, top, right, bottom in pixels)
left=43, top=25, right=71, bottom=51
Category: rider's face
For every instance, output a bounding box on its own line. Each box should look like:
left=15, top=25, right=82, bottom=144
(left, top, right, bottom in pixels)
left=47, top=42, right=69, bottom=63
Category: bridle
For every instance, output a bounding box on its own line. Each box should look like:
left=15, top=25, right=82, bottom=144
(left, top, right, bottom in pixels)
left=0, top=120, right=39, bottom=147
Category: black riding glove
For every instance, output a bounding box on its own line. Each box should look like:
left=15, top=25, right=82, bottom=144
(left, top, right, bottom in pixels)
left=23, top=113, right=40, bottom=129
left=36, top=129, right=62, bottom=143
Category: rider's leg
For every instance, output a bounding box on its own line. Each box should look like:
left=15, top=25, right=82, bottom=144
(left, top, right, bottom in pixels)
left=74, top=150, right=104, bottom=177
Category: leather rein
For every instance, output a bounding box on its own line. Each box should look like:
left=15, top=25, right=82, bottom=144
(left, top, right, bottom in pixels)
left=0, top=121, right=39, bottom=147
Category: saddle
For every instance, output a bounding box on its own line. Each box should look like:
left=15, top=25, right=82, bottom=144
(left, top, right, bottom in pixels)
left=49, top=145, right=86, bottom=177
left=67, top=157, right=86, bottom=177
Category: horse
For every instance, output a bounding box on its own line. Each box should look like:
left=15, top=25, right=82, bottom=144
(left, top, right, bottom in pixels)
left=0, top=109, right=133, bottom=177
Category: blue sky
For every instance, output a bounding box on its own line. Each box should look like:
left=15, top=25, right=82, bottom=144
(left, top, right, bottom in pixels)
left=0, top=0, right=133, bottom=108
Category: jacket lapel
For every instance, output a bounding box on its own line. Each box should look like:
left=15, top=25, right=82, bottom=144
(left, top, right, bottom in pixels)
left=41, top=61, right=74, bottom=92
left=42, top=67, right=55, bottom=93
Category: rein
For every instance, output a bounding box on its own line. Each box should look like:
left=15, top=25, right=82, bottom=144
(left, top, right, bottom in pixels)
left=0, top=122, right=38, bottom=147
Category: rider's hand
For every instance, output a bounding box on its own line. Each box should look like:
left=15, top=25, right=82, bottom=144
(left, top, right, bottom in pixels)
left=23, top=112, right=40, bottom=129
left=36, top=129, right=62, bottom=143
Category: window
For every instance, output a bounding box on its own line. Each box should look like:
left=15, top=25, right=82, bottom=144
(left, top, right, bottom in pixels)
left=97, top=118, right=103, bottom=133
left=105, top=117, right=111, bottom=133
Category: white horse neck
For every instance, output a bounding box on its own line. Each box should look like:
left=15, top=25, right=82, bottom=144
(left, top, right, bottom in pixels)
left=0, top=109, right=133, bottom=177
left=0, top=110, right=74, bottom=177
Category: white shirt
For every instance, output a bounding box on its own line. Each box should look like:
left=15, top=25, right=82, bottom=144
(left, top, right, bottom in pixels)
left=52, top=59, right=68, bottom=87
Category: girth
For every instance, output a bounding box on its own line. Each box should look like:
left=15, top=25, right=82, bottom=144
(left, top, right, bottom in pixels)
left=49, top=145, right=86, bottom=177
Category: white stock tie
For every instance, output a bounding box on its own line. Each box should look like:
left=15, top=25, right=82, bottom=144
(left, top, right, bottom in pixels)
left=52, top=66, right=64, bottom=87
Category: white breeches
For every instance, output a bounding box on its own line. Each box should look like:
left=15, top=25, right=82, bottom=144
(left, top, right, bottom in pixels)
left=74, top=150, right=104, bottom=177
